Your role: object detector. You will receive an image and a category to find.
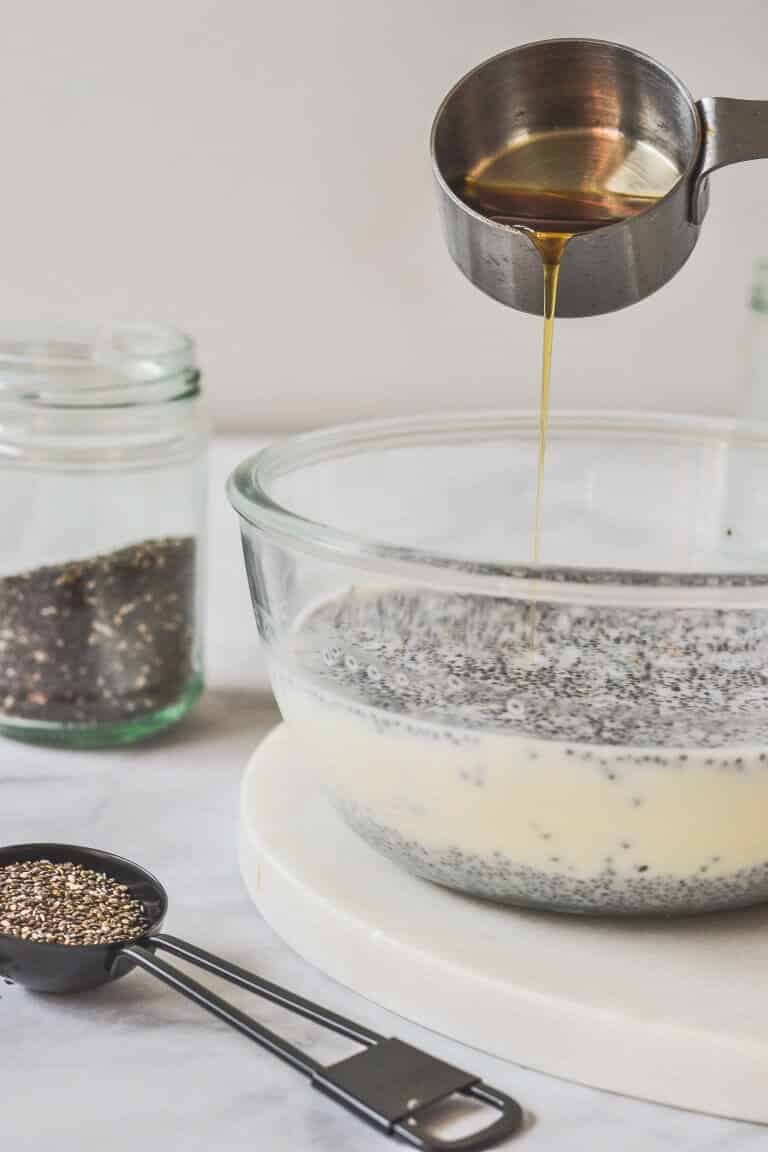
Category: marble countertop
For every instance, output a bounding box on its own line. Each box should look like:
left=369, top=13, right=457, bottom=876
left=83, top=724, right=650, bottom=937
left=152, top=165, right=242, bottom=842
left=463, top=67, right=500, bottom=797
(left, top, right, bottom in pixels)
left=2, top=440, right=764, bottom=1152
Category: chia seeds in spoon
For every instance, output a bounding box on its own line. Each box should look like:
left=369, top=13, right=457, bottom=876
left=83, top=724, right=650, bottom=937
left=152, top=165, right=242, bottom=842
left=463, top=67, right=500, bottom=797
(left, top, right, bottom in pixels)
left=0, top=860, right=147, bottom=946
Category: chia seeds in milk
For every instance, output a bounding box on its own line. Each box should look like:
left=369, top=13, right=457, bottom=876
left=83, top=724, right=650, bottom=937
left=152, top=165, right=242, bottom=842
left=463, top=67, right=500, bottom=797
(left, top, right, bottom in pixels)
left=0, top=536, right=196, bottom=727
left=291, top=586, right=768, bottom=747
left=280, top=586, right=768, bottom=913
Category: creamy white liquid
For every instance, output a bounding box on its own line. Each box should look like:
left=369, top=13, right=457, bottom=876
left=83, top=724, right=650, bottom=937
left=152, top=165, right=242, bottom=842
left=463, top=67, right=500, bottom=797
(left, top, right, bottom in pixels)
left=271, top=588, right=768, bottom=913
left=275, top=665, right=768, bottom=869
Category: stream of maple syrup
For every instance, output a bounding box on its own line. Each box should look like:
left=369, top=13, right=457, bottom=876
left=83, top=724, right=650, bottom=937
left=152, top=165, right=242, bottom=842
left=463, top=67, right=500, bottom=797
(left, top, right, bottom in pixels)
left=461, top=128, right=677, bottom=644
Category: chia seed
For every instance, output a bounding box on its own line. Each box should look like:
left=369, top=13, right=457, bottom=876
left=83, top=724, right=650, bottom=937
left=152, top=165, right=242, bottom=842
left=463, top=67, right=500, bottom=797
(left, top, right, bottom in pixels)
left=0, top=536, right=197, bottom=728
left=279, top=586, right=768, bottom=914
left=339, top=803, right=768, bottom=916
left=288, top=586, right=768, bottom=747
left=0, top=859, right=147, bottom=945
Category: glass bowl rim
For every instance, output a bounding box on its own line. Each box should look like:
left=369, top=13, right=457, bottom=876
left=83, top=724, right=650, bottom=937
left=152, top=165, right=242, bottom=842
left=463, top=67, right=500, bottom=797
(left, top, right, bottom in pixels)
left=227, top=409, right=768, bottom=607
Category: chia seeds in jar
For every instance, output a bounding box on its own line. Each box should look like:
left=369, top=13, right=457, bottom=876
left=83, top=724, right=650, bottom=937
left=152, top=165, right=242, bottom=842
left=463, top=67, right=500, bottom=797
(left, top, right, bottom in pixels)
left=0, top=326, right=207, bottom=746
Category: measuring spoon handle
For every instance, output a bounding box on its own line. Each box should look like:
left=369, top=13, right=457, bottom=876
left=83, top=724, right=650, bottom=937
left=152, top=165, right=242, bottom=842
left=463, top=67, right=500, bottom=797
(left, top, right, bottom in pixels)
left=147, top=931, right=381, bottom=1046
left=119, top=936, right=524, bottom=1150
left=693, top=98, right=768, bottom=222
left=117, top=942, right=319, bottom=1076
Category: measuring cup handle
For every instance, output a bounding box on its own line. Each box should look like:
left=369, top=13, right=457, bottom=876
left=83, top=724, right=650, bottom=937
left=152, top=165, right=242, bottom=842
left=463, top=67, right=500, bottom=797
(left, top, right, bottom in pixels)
left=692, top=97, right=768, bottom=223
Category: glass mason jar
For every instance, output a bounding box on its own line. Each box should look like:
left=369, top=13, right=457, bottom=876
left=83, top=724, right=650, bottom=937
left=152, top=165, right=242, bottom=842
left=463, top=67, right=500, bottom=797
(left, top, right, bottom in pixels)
left=0, top=325, right=207, bottom=747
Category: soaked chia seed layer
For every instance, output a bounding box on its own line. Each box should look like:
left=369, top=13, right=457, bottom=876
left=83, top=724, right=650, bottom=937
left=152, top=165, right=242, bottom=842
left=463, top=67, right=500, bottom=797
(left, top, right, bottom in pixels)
left=340, top=801, right=768, bottom=915
left=291, top=587, right=768, bottom=748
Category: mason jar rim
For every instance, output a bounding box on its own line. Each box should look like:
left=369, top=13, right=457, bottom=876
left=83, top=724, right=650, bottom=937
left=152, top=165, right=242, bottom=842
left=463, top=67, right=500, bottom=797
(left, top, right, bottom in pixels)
left=0, top=323, right=199, bottom=409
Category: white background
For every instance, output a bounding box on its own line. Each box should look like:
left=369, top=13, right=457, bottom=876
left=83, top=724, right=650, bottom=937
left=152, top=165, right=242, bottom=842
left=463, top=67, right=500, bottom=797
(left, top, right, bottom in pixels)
left=1, top=0, right=767, bottom=430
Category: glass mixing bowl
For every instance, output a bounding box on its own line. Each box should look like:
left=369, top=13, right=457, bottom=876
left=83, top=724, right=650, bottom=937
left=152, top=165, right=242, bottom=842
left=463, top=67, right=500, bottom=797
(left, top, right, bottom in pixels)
left=228, top=411, right=768, bottom=915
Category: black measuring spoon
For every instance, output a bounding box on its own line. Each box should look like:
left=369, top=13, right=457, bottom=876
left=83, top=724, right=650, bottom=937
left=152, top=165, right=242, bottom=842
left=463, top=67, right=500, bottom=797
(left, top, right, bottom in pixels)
left=0, top=843, right=522, bottom=1150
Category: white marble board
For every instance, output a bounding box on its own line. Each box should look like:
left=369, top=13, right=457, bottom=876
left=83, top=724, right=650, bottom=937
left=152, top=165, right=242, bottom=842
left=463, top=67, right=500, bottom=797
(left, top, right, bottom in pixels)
left=241, top=723, right=768, bottom=1126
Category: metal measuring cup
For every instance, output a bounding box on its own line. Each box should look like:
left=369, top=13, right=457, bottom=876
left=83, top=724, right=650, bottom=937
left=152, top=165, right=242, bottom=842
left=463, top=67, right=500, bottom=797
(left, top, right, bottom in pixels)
left=431, top=38, right=768, bottom=316
left=0, top=843, right=522, bottom=1151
